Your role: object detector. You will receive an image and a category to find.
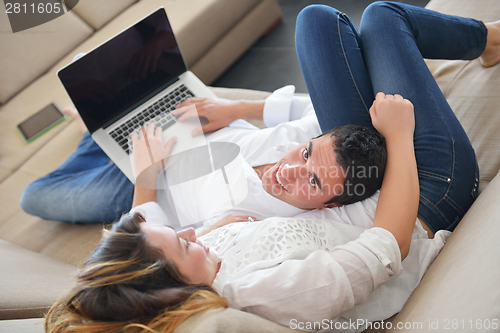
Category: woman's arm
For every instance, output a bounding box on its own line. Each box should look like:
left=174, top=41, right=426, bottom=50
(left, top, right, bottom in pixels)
left=196, top=214, right=257, bottom=237
left=369, top=92, right=418, bottom=259
left=132, top=186, right=157, bottom=208
left=131, top=123, right=176, bottom=208
left=221, top=95, right=418, bottom=326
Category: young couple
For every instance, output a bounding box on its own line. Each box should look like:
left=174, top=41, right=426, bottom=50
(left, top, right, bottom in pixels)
left=36, top=2, right=500, bottom=332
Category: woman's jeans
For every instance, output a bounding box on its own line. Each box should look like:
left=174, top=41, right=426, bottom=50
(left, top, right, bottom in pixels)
left=296, top=1, right=483, bottom=232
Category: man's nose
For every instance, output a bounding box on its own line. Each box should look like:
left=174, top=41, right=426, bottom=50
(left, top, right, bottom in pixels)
left=281, top=163, right=305, bottom=181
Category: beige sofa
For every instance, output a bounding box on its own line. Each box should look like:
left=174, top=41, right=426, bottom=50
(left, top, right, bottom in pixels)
left=1, top=0, right=500, bottom=332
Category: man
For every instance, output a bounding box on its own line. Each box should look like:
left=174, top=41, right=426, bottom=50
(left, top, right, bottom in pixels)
left=20, top=85, right=387, bottom=232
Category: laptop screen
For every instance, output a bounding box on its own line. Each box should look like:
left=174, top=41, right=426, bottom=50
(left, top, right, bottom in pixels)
left=58, top=8, right=186, bottom=133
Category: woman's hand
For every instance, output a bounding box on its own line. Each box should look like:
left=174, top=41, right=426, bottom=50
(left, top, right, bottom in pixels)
left=173, top=98, right=265, bottom=136
left=197, top=214, right=258, bottom=237
left=131, top=122, right=176, bottom=189
left=369, top=92, right=415, bottom=142
left=370, top=93, right=419, bottom=259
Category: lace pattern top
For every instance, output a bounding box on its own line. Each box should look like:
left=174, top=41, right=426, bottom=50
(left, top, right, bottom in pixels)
left=201, top=216, right=387, bottom=292
left=134, top=202, right=449, bottom=333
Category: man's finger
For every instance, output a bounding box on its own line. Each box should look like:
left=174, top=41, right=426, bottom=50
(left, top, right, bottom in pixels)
left=175, top=97, right=206, bottom=111
left=394, top=94, right=404, bottom=100
left=177, top=107, right=199, bottom=122
left=193, top=123, right=217, bottom=136
left=191, top=126, right=203, bottom=137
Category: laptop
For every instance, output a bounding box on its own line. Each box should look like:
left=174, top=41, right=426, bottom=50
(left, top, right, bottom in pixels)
left=58, top=8, right=216, bottom=183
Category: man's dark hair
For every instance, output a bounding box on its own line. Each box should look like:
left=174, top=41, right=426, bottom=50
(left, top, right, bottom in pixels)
left=322, top=125, right=387, bottom=206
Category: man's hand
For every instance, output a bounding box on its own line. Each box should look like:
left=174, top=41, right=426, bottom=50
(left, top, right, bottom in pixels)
left=173, top=97, right=265, bottom=136
left=131, top=122, right=176, bottom=189
left=369, top=92, right=415, bottom=142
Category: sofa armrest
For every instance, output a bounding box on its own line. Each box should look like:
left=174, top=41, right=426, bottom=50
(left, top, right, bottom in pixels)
left=0, top=240, right=76, bottom=320
left=174, top=308, right=295, bottom=333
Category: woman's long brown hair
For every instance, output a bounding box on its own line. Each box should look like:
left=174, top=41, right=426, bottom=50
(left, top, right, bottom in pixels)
left=45, top=212, right=227, bottom=333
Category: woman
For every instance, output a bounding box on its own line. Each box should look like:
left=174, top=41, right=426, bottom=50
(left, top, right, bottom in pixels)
left=47, top=90, right=427, bottom=333
left=46, top=2, right=500, bottom=332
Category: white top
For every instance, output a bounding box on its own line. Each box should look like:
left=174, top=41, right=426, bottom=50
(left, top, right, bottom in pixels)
left=158, top=85, right=431, bottom=238
left=156, top=85, right=320, bottom=231
left=133, top=202, right=450, bottom=333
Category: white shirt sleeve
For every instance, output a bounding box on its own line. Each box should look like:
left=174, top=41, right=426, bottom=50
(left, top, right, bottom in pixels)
left=263, top=85, right=315, bottom=127
left=220, top=227, right=401, bottom=330
left=205, top=86, right=320, bottom=167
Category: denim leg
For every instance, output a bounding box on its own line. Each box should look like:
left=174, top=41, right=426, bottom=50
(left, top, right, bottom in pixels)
left=20, top=132, right=134, bottom=223
left=360, top=2, right=483, bottom=232
left=295, top=4, right=375, bottom=133
left=295, top=2, right=483, bottom=232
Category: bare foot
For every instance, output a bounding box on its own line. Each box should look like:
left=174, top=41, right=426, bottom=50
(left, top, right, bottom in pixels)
left=480, top=20, right=500, bottom=67
left=64, top=107, right=87, bottom=134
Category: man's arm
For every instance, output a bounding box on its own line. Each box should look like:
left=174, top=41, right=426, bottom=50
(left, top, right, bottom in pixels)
left=173, top=86, right=314, bottom=136
left=173, top=98, right=265, bottom=136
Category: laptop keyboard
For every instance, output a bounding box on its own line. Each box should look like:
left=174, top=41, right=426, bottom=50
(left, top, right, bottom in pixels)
left=109, top=84, right=194, bottom=154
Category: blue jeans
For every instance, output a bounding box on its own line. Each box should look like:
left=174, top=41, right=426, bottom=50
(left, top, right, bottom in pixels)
left=295, top=1, right=483, bottom=232
left=20, top=132, right=134, bottom=223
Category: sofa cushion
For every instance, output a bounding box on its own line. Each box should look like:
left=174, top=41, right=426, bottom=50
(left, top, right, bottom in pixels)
left=0, top=10, right=93, bottom=104
left=0, top=121, right=103, bottom=265
left=48, top=0, right=263, bottom=78
left=0, top=72, right=75, bottom=183
left=0, top=240, right=76, bottom=320
left=70, top=0, right=138, bottom=30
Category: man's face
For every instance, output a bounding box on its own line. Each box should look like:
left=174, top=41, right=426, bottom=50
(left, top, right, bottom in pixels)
left=261, top=135, right=345, bottom=210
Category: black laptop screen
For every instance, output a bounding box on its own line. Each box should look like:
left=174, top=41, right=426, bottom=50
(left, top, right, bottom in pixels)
left=58, top=8, right=186, bottom=133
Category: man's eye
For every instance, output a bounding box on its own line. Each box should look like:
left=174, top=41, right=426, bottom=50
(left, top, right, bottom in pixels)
left=302, top=148, right=309, bottom=161
left=309, top=176, right=316, bottom=187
